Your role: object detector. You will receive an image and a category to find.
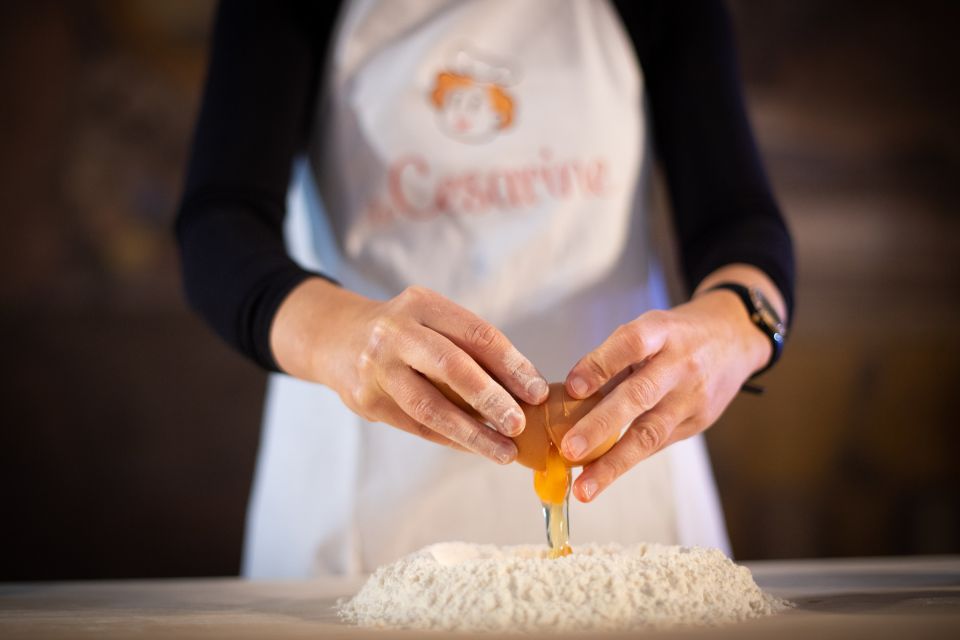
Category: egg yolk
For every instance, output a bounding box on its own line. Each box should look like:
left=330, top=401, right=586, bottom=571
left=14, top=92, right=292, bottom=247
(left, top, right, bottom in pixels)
left=534, top=444, right=570, bottom=504
left=534, top=444, right=573, bottom=558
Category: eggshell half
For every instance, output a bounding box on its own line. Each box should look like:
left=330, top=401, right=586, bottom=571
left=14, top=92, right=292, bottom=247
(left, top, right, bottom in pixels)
left=539, top=383, right=618, bottom=467
left=432, top=380, right=618, bottom=471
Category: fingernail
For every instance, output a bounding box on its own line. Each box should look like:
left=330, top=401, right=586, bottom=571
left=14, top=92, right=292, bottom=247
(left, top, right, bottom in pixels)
left=495, top=442, right=517, bottom=464
left=526, top=378, right=549, bottom=402
left=502, top=407, right=524, bottom=436
left=564, top=434, right=588, bottom=460
left=581, top=479, right=598, bottom=501
left=569, top=376, right=588, bottom=398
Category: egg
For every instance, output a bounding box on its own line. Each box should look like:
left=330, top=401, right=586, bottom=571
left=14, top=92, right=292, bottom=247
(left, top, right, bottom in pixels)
left=515, top=382, right=618, bottom=470
left=434, top=379, right=618, bottom=559
left=434, top=381, right=618, bottom=470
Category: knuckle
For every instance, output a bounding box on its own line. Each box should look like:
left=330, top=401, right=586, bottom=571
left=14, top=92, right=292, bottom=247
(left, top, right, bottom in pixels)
left=587, top=411, right=617, bottom=440
left=350, top=384, right=368, bottom=407
left=625, top=376, right=659, bottom=411
left=696, top=405, right=719, bottom=429
left=348, top=385, right=378, bottom=420
left=356, top=350, right=374, bottom=374
left=684, top=352, right=707, bottom=380
left=366, top=318, right=396, bottom=354
left=411, top=396, right=438, bottom=425
left=434, top=347, right=469, bottom=377
left=604, top=450, right=634, bottom=481
left=502, top=347, right=531, bottom=384
left=632, top=418, right=667, bottom=453
left=689, top=373, right=708, bottom=399
left=618, top=322, right=649, bottom=356
left=584, top=356, right=611, bottom=382
left=476, top=386, right=506, bottom=417
left=401, top=284, right=429, bottom=302
left=466, top=321, right=501, bottom=351
left=643, top=309, right=669, bottom=326
left=607, top=435, right=644, bottom=477
left=459, top=423, right=484, bottom=450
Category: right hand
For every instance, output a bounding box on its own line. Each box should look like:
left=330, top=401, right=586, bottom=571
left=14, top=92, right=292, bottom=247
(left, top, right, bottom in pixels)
left=270, top=278, right=550, bottom=464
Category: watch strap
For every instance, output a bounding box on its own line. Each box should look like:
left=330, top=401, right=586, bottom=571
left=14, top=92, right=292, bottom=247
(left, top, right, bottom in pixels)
left=707, top=282, right=785, bottom=378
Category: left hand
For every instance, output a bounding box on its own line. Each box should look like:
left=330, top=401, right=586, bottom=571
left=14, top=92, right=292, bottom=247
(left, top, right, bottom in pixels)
left=560, top=289, right=773, bottom=502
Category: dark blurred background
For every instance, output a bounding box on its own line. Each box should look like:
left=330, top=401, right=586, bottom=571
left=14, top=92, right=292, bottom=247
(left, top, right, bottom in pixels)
left=1, top=0, right=958, bottom=581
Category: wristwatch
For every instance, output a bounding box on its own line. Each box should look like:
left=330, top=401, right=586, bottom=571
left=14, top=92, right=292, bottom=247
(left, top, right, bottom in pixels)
left=707, top=282, right=787, bottom=378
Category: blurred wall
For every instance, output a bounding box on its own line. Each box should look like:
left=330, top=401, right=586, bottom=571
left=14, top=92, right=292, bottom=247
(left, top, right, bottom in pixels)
left=714, top=0, right=960, bottom=558
left=1, top=0, right=957, bottom=580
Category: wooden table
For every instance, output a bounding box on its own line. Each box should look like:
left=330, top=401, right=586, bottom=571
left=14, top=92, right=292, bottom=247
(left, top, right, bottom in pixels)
left=1, top=556, right=958, bottom=638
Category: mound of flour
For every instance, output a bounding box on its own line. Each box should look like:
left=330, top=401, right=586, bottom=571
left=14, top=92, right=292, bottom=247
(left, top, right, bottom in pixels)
left=339, top=542, right=789, bottom=632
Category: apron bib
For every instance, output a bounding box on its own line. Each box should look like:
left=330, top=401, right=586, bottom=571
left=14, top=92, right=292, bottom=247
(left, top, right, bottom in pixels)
left=243, top=0, right=729, bottom=578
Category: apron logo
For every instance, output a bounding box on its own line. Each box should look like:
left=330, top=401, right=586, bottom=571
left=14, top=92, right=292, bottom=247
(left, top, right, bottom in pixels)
left=361, top=148, right=610, bottom=228
left=429, top=45, right=518, bottom=144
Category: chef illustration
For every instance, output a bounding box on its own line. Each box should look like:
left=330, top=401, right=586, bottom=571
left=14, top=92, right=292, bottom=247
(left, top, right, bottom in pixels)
left=176, top=0, right=794, bottom=578
left=430, top=46, right=517, bottom=143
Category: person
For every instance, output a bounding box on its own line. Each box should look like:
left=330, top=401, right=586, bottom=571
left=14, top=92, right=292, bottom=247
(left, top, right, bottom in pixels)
left=175, top=0, right=794, bottom=578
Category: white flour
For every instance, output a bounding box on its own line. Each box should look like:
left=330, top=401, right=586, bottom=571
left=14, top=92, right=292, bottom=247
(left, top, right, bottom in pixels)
left=339, top=542, right=790, bottom=632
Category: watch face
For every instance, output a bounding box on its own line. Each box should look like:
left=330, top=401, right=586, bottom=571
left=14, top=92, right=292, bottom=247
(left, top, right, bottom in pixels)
left=749, top=288, right=786, bottom=337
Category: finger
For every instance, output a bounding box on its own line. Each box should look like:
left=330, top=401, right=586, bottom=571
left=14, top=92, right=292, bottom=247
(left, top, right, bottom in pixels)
left=398, top=324, right=526, bottom=437
left=366, top=396, right=469, bottom=452
left=417, top=298, right=548, bottom=405
left=565, top=313, right=669, bottom=399
left=560, top=356, right=680, bottom=462
left=572, top=399, right=689, bottom=502
left=380, top=366, right=518, bottom=464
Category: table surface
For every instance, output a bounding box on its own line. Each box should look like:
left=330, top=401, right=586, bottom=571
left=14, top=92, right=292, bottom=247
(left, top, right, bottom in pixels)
left=1, top=555, right=958, bottom=639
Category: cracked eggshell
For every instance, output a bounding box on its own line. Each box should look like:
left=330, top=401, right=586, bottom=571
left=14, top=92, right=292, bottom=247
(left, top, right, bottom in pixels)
left=433, top=380, right=618, bottom=471
left=515, top=383, right=618, bottom=470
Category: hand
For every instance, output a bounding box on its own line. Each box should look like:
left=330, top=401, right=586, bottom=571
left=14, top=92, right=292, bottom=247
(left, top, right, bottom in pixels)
left=271, top=279, right=549, bottom=464
left=559, top=289, right=773, bottom=502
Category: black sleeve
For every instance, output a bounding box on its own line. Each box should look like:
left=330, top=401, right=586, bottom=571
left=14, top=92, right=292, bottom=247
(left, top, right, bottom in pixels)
left=174, top=0, right=341, bottom=372
left=178, top=0, right=794, bottom=374
left=613, top=0, right=795, bottom=317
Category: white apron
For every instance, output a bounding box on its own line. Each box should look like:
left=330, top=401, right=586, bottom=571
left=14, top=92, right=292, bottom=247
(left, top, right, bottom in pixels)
left=243, top=0, right=730, bottom=578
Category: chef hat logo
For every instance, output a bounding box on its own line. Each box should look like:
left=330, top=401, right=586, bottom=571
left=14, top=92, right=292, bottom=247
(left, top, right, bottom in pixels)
left=430, top=44, right=519, bottom=143
left=450, top=45, right=519, bottom=86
